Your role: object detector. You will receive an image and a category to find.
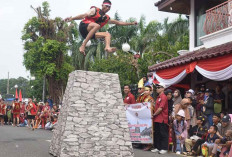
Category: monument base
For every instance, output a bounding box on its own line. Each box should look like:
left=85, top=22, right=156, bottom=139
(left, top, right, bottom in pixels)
left=49, top=70, right=134, bottom=157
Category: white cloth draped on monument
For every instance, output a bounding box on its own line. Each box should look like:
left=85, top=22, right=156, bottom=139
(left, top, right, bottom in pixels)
left=151, top=53, right=232, bottom=87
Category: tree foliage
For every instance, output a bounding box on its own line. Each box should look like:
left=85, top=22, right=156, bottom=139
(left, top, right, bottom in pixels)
left=22, top=2, right=74, bottom=104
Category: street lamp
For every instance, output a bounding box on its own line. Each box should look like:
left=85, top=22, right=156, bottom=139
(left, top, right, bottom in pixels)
left=31, top=76, right=35, bottom=81
left=14, top=84, right=18, bottom=89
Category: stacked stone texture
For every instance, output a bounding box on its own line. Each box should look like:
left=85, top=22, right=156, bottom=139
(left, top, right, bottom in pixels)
left=50, top=70, right=134, bottom=157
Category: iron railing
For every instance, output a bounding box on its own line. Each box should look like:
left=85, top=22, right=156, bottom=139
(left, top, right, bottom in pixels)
left=204, top=0, right=232, bottom=34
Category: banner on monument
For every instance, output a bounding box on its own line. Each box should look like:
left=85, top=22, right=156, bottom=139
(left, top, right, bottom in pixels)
left=126, top=102, right=153, bottom=144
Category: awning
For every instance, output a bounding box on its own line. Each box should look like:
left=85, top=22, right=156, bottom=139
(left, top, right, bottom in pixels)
left=155, top=0, right=190, bottom=15
left=150, top=42, right=232, bottom=87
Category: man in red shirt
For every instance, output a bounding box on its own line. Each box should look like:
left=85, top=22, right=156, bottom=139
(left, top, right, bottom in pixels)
left=151, top=83, right=169, bottom=154
left=123, top=85, right=136, bottom=105
left=65, top=0, right=137, bottom=55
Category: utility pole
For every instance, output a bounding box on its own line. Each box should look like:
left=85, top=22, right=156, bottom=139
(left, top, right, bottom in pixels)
left=7, top=72, right=9, bottom=94
left=42, top=75, right=46, bottom=102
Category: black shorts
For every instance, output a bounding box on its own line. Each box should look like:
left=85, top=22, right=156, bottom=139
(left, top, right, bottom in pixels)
left=27, top=115, right=35, bottom=120
left=79, top=21, right=96, bottom=39
left=0, top=115, right=4, bottom=118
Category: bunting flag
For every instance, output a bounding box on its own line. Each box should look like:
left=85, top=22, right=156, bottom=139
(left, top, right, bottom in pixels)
left=19, top=89, right=22, bottom=102
left=15, top=88, right=18, bottom=99
left=152, top=53, right=232, bottom=87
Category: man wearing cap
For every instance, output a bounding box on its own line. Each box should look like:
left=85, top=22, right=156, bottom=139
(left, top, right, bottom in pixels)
left=65, top=0, right=137, bottom=55
left=184, top=115, right=208, bottom=154
left=212, top=114, right=232, bottom=155
left=202, top=89, right=214, bottom=127
left=123, top=85, right=136, bottom=105
left=151, top=83, right=169, bottom=154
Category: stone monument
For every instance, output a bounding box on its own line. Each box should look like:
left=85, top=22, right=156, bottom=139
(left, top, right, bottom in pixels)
left=49, top=70, right=134, bottom=157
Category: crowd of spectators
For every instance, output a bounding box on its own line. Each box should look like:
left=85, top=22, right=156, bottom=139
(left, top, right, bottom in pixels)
left=123, top=78, right=232, bottom=156
left=0, top=97, right=59, bottom=131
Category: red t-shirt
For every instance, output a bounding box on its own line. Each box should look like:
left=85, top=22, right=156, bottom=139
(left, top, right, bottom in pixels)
left=153, top=93, right=168, bottom=124
left=123, top=92, right=136, bottom=105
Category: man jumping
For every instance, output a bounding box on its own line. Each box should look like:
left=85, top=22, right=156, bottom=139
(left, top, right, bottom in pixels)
left=65, top=0, right=137, bottom=55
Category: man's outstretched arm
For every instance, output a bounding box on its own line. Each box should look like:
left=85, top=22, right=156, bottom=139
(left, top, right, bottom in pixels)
left=108, top=19, right=137, bottom=26
left=65, top=8, right=96, bottom=22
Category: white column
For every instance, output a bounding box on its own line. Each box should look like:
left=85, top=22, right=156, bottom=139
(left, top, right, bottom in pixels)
left=189, top=0, right=195, bottom=51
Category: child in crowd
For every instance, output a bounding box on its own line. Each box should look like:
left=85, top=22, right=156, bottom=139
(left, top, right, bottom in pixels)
left=213, top=113, right=221, bottom=128
left=7, top=105, right=12, bottom=125
left=45, top=115, right=57, bottom=130
left=201, top=125, right=219, bottom=156
left=211, top=130, right=232, bottom=157
left=19, top=113, right=27, bottom=127
left=173, top=109, right=188, bottom=154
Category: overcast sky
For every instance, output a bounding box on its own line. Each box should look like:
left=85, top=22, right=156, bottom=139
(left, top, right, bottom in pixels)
left=0, top=0, right=178, bottom=79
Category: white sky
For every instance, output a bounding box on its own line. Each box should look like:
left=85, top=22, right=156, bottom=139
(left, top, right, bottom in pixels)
left=0, top=0, right=178, bottom=79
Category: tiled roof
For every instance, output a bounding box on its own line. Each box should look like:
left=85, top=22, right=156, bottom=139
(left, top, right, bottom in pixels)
left=148, top=42, right=232, bottom=72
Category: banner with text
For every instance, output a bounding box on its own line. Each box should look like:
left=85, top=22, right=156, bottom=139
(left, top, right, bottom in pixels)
left=126, top=102, right=153, bottom=144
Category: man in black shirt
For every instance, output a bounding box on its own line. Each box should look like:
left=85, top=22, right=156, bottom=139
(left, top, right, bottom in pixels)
left=184, top=116, right=208, bottom=154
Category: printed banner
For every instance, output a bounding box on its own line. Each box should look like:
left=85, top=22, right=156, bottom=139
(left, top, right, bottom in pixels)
left=126, top=102, right=153, bottom=144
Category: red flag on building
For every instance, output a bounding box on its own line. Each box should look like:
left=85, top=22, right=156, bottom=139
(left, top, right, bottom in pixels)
left=15, top=89, right=18, bottom=99
left=19, top=89, right=22, bottom=102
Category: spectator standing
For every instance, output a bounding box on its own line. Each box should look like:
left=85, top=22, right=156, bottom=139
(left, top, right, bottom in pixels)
left=172, top=89, right=182, bottom=117
left=196, top=90, right=205, bottom=117
left=214, top=84, right=225, bottom=114
left=165, top=89, right=173, bottom=116
left=123, top=85, right=136, bottom=105
left=47, top=96, right=53, bottom=109
left=151, top=83, right=168, bottom=154
left=202, top=89, right=214, bottom=127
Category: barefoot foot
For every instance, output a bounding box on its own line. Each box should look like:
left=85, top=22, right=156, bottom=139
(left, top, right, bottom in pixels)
left=105, top=47, right=117, bottom=53
left=79, top=45, right=86, bottom=56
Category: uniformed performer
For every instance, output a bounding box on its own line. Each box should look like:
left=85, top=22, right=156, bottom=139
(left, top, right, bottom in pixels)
left=0, top=99, right=6, bottom=126
left=12, top=99, right=21, bottom=126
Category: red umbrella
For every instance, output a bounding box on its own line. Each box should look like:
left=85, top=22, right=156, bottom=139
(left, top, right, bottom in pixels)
left=19, top=89, right=22, bottom=102
left=15, top=89, right=18, bottom=99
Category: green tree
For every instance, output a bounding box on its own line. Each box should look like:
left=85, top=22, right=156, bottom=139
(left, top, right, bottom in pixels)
left=22, top=2, right=74, bottom=104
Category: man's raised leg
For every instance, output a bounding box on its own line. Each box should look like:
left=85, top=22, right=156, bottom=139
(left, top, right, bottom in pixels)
left=80, top=23, right=101, bottom=55
left=95, top=32, right=117, bottom=53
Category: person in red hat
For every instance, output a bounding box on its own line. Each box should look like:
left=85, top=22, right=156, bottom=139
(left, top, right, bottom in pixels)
left=0, top=99, right=6, bottom=126
left=12, top=99, right=21, bottom=126
left=65, top=0, right=137, bottom=55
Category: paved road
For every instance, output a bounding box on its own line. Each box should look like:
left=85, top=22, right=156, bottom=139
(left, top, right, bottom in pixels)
left=0, top=125, right=179, bottom=157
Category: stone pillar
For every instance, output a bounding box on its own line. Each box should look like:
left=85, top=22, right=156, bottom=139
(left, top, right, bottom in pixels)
left=49, top=70, right=134, bottom=157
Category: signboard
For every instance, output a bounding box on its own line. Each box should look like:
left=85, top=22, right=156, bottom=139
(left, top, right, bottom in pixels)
left=126, top=102, right=153, bottom=144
